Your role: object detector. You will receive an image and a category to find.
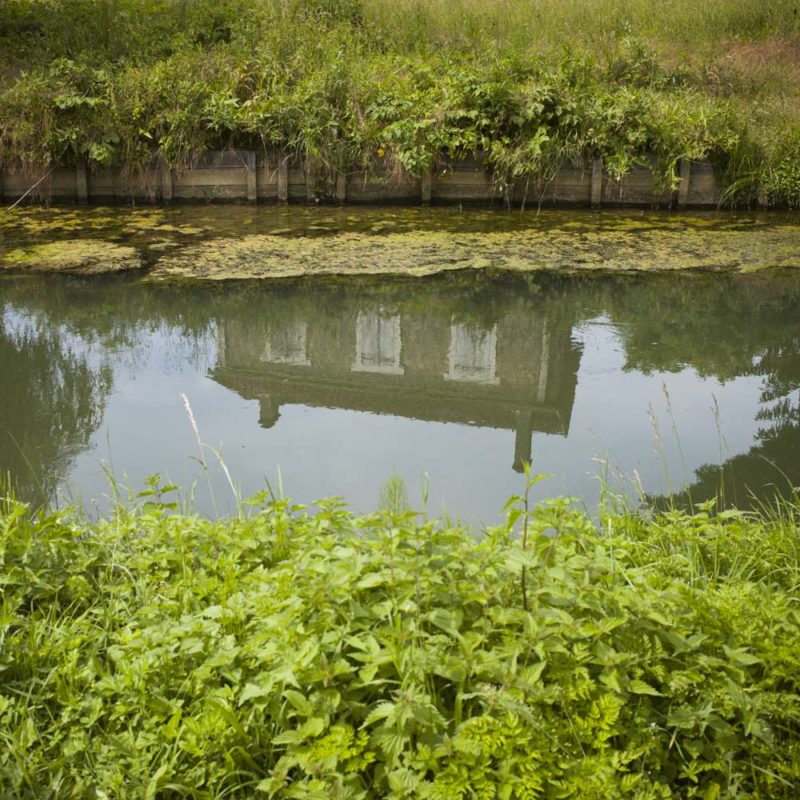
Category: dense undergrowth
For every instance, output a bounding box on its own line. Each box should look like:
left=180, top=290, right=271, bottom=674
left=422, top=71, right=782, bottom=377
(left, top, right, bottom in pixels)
left=1, top=473, right=799, bottom=798
left=1, top=1, right=800, bottom=205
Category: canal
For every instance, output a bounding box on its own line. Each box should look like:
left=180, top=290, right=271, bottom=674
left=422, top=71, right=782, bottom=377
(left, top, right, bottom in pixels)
left=2, top=207, right=799, bottom=521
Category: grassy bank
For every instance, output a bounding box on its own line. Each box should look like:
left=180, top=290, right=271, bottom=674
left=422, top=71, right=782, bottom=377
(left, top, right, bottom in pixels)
left=1, top=1, right=800, bottom=206
left=1, top=476, right=799, bottom=798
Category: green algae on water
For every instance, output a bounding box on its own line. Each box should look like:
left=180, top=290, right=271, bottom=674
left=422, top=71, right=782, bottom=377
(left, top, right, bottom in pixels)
left=146, top=224, right=800, bottom=281
left=2, top=207, right=800, bottom=280
left=0, top=240, right=143, bottom=275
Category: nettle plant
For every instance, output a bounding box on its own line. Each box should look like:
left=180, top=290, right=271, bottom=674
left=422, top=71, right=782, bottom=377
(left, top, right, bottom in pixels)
left=1, top=475, right=799, bottom=798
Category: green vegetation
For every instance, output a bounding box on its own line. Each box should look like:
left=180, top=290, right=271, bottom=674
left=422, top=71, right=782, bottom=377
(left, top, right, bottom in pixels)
left=0, top=240, right=143, bottom=274
left=1, top=475, right=800, bottom=797
left=1, top=1, right=800, bottom=205
left=4, top=205, right=800, bottom=278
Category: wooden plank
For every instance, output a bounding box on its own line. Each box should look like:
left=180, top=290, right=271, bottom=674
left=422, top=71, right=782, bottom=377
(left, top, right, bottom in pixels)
left=162, top=165, right=173, bottom=203
left=88, top=169, right=116, bottom=202
left=591, top=157, right=603, bottom=207
left=89, top=170, right=115, bottom=191
left=1, top=172, right=29, bottom=198
left=0, top=152, right=736, bottom=207
left=256, top=155, right=278, bottom=200
left=437, top=170, right=493, bottom=186
left=245, top=150, right=257, bottom=203
left=433, top=183, right=498, bottom=201
left=602, top=163, right=671, bottom=207
left=335, top=173, right=346, bottom=203
left=677, top=159, right=691, bottom=208
left=540, top=169, right=593, bottom=205
left=421, top=171, right=432, bottom=205
left=277, top=158, right=289, bottom=204
left=172, top=184, right=246, bottom=200
left=76, top=159, right=89, bottom=203
left=176, top=169, right=246, bottom=188
left=346, top=174, right=420, bottom=204
left=46, top=169, right=76, bottom=198
left=305, top=158, right=317, bottom=203
left=687, top=161, right=717, bottom=207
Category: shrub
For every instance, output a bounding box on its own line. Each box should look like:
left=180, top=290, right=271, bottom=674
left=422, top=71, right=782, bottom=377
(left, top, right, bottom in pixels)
left=1, top=482, right=799, bottom=797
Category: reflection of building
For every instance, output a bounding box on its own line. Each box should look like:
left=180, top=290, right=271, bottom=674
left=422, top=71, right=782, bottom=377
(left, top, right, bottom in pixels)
left=445, top=323, right=500, bottom=385
left=352, top=312, right=404, bottom=375
left=260, top=319, right=310, bottom=366
left=212, top=295, right=580, bottom=471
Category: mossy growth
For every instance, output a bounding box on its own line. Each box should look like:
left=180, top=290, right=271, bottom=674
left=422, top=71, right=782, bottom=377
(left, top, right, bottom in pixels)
left=2, top=207, right=800, bottom=280
left=146, top=223, right=800, bottom=281
left=0, top=240, right=143, bottom=275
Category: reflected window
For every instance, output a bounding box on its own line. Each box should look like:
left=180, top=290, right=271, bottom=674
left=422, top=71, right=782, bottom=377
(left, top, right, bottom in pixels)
left=352, top=311, right=404, bottom=375
left=260, top=320, right=310, bottom=366
left=445, top=323, right=499, bottom=384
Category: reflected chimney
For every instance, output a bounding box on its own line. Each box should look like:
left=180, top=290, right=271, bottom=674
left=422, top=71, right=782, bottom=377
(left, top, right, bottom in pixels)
left=513, top=410, right=533, bottom=472
left=259, top=395, right=281, bottom=428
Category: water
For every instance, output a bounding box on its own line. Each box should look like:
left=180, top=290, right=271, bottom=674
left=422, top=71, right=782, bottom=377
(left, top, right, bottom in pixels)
left=2, top=256, right=799, bottom=523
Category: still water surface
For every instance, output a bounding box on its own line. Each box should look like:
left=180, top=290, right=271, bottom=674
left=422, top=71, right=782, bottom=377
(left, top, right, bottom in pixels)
left=2, top=266, right=799, bottom=523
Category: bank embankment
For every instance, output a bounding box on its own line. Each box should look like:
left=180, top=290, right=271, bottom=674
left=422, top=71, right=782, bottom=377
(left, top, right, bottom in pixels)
left=2, top=1, right=800, bottom=208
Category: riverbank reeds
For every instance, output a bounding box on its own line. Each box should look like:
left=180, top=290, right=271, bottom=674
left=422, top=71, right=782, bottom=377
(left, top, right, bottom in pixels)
left=1, top=476, right=799, bottom=797
left=1, top=0, right=800, bottom=206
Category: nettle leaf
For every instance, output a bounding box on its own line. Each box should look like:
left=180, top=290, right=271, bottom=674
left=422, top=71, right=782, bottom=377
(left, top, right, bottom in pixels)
left=519, top=660, right=547, bottom=685
left=628, top=679, right=663, bottom=697
left=723, top=646, right=761, bottom=667
left=502, top=495, right=525, bottom=512
left=506, top=548, right=538, bottom=571
left=427, top=607, right=463, bottom=638
left=363, top=702, right=396, bottom=728
left=356, top=572, right=386, bottom=589
left=600, top=669, right=625, bottom=694
left=272, top=716, right=326, bottom=745
left=240, top=682, right=272, bottom=705
left=667, top=706, right=700, bottom=729
left=284, top=690, right=314, bottom=717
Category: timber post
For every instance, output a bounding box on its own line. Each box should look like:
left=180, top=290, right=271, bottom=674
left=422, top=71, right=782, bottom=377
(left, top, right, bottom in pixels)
left=677, top=159, right=691, bottom=209
left=76, top=158, right=89, bottom=204
left=421, top=170, right=432, bottom=206
left=245, top=150, right=257, bottom=203
left=277, top=157, right=289, bottom=204
left=590, top=157, right=603, bottom=208
left=161, top=161, right=173, bottom=204
left=305, top=158, right=317, bottom=203
left=335, top=172, right=347, bottom=204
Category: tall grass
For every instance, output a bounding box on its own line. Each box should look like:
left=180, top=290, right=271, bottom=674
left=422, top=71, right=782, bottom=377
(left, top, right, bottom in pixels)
left=4, top=0, right=798, bottom=62
left=362, top=0, right=800, bottom=54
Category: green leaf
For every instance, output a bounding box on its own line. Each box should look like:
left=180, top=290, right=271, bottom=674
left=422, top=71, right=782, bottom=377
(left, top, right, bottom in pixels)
left=284, top=689, right=313, bottom=717
left=628, top=679, right=663, bottom=696
left=240, top=682, right=271, bottom=705
left=722, top=646, right=761, bottom=666
left=363, top=702, right=396, bottom=728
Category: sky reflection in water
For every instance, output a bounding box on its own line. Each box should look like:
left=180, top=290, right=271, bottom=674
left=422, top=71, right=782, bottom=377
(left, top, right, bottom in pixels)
left=1, top=267, right=799, bottom=524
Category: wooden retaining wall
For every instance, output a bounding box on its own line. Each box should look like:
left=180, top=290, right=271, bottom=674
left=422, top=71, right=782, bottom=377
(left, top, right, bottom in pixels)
left=0, top=151, right=728, bottom=208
